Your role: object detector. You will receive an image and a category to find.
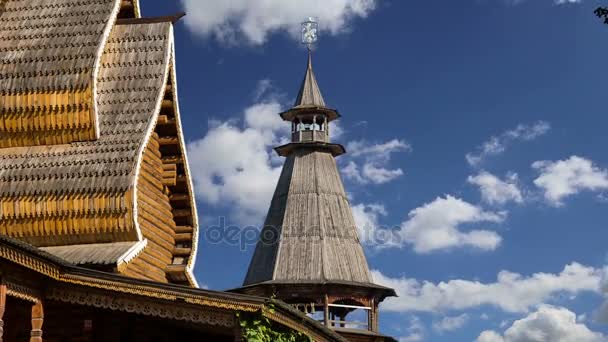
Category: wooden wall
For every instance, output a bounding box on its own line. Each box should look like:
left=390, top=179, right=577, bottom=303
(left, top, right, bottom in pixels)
left=123, top=133, right=176, bottom=283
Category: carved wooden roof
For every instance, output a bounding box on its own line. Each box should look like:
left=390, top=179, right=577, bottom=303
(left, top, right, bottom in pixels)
left=0, top=1, right=199, bottom=287
left=0, top=22, right=170, bottom=197
left=0, top=0, right=123, bottom=146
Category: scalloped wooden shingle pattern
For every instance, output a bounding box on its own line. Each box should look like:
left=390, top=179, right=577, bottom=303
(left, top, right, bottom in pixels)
left=0, top=22, right=172, bottom=247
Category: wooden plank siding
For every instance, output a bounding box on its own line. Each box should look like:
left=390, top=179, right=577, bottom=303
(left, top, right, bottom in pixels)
left=124, top=133, right=176, bottom=283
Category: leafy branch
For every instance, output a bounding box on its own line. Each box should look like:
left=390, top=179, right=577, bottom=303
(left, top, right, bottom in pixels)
left=595, top=7, right=608, bottom=24
left=237, top=304, right=312, bottom=342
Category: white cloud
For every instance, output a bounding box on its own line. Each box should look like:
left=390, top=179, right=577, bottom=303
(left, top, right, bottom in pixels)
left=180, top=0, right=377, bottom=45
left=399, top=196, right=504, bottom=253
left=433, top=314, right=469, bottom=333
left=466, top=121, right=550, bottom=167
left=476, top=305, right=605, bottom=342
left=342, top=139, right=410, bottom=184
left=372, top=262, right=602, bottom=313
left=477, top=330, right=505, bottom=342
left=399, top=316, right=426, bottom=342
left=187, top=101, right=286, bottom=224
left=554, top=0, right=582, bottom=4
left=186, top=80, right=371, bottom=224
left=468, top=171, right=523, bottom=205
left=532, top=156, right=608, bottom=206
left=351, top=203, right=387, bottom=243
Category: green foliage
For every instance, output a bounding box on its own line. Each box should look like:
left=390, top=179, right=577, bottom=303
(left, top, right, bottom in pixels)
left=237, top=306, right=312, bottom=342
left=595, top=7, right=608, bottom=24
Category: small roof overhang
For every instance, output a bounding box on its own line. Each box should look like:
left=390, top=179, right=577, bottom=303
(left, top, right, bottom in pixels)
left=41, top=240, right=147, bottom=269
left=232, top=280, right=397, bottom=304
left=275, top=142, right=346, bottom=157
left=279, top=106, right=341, bottom=122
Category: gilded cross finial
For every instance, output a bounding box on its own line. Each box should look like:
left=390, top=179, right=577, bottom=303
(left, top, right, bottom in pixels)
left=301, top=17, right=318, bottom=51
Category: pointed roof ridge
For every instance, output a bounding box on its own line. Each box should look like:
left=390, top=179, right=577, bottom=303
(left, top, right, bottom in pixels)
left=293, top=51, right=326, bottom=108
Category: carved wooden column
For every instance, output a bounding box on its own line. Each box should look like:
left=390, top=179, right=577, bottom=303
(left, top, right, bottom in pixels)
left=30, top=301, right=43, bottom=342
left=323, top=294, right=329, bottom=327
left=0, top=284, right=6, bottom=342
left=368, top=297, right=375, bottom=332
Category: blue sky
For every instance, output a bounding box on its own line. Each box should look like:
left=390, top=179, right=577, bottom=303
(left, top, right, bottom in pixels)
left=148, top=0, right=608, bottom=340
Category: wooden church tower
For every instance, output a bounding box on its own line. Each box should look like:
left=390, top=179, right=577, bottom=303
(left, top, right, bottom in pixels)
left=235, top=46, right=396, bottom=341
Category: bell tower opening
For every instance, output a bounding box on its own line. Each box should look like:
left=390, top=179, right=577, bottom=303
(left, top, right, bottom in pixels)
left=292, top=114, right=328, bottom=143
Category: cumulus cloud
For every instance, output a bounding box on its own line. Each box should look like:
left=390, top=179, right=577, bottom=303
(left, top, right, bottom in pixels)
left=351, top=203, right=387, bottom=243
left=187, top=101, right=287, bottom=224
left=466, top=121, right=550, bottom=167
left=399, top=196, right=504, bottom=253
left=399, top=316, right=426, bottom=342
left=371, top=262, right=601, bottom=313
left=187, top=80, right=393, bottom=224
left=532, top=156, right=608, bottom=206
left=433, top=314, right=469, bottom=333
left=180, top=0, right=378, bottom=45
left=554, top=0, right=583, bottom=4
left=468, top=171, right=523, bottom=205
left=342, top=139, right=410, bottom=185
left=476, top=305, right=605, bottom=342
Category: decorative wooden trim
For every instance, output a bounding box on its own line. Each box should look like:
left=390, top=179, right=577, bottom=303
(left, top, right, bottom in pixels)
left=5, top=282, right=40, bottom=304
left=131, top=25, right=173, bottom=244
left=0, top=245, right=60, bottom=279
left=116, top=239, right=148, bottom=271
left=168, top=45, right=200, bottom=288
left=0, top=284, right=5, bottom=342
left=48, top=286, right=235, bottom=328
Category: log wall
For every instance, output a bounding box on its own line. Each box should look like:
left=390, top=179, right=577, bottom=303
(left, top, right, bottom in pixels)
left=123, top=133, right=176, bottom=283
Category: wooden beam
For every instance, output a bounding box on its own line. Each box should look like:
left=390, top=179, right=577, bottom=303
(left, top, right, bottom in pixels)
left=162, top=156, right=183, bottom=165
left=173, top=247, right=192, bottom=256
left=121, top=0, right=133, bottom=10
left=158, top=136, right=179, bottom=146
left=170, top=193, right=189, bottom=202
left=323, top=294, right=329, bottom=328
left=157, top=115, right=169, bottom=125
left=172, top=209, right=191, bottom=218
left=0, top=284, right=5, bottom=342
left=116, top=12, right=186, bottom=25
left=30, top=301, right=43, bottom=342
left=166, top=264, right=187, bottom=275
left=175, top=233, right=193, bottom=242
left=175, top=226, right=193, bottom=234
left=161, top=99, right=173, bottom=112
left=165, top=84, right=173, bottom=96
left=162, top=163, right=177, bottom=187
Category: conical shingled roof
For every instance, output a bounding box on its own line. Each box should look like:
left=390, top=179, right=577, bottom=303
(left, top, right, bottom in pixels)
left=243, top=55, right=384, bottom=291
left=243, top=149, right=375, bottom=286
left=294, top=52, right=326, bottom=108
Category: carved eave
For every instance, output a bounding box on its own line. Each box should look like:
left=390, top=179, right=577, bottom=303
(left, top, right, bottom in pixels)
left=275, top=142, right=346, bottom=157
left=0, top=235, right=348, bottom=342
left=233, top=281, right=397, bottom=305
